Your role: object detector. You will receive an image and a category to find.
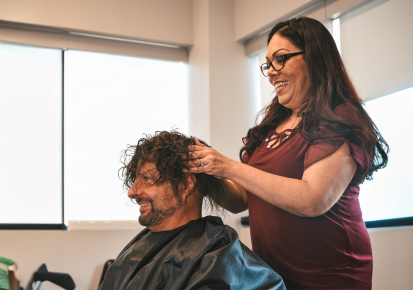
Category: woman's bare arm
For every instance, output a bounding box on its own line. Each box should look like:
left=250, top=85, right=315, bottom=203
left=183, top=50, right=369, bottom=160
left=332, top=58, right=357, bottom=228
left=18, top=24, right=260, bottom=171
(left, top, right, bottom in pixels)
left=219, top=179, right=248, bottom=213
left=188, top=141, right=356, bottom=217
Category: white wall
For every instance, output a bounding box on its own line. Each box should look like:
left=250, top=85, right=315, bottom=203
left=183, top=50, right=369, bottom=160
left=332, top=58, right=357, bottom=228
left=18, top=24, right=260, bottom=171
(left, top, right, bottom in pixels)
left=188, top=0, right=257, bottom=247
left=187, top=0, right=211, bottom=143
left=234, top=0, right=321, bottom=42
left=235, top=0, right=373, bottom=47
left=369, top=226, right=413, bottom=290
left=0, top=0, right=193, bottom=46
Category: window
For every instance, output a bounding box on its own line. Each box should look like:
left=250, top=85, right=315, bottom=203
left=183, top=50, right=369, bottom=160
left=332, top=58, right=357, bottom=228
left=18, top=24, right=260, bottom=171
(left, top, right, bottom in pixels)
left=64, top=50, right=188, bottom=224
left=332, top=18, right=341, bottom=55
left=359, top=87, right=413, bottom=225
left=0, top=43, right=62, bottom=225
left=0, top=43, right=188, bottom=228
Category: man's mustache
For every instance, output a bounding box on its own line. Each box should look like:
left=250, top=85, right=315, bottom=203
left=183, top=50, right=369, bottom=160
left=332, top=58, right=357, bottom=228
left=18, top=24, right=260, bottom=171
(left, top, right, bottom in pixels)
left=134, top=197, right=153, bottom=205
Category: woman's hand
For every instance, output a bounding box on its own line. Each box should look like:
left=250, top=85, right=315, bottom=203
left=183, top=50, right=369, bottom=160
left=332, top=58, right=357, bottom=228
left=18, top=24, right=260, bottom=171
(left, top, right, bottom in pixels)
left=186, top=139, right=249, bottom=213
left=186, top=139, right=235, bottom=179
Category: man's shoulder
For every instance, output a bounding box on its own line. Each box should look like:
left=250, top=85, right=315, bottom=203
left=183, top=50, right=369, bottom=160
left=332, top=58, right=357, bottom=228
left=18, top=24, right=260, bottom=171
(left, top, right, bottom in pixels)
left=185, top=215, right=238, bottom=243
left=183, top=216, right=287, bottom=290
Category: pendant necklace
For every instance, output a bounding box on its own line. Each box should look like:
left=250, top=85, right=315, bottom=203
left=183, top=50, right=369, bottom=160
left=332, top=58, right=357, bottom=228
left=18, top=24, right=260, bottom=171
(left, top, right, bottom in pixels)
left=265, top=114, right=299, bottom=149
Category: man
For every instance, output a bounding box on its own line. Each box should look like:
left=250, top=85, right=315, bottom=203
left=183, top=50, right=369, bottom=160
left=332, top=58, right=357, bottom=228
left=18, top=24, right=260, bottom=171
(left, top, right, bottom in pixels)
left=99, top=131, right=285, bottom=290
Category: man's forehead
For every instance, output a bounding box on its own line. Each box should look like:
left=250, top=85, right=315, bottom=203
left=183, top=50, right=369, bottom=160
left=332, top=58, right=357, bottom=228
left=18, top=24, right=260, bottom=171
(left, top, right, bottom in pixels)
left=136, top=161, right=157, bottom=174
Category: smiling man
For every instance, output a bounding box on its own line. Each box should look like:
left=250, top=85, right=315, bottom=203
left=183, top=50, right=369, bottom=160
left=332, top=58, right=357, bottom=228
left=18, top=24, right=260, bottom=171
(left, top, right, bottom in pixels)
left=131, top=161, right=186, bottom=231
left=98, top=131, right=285, bottom=290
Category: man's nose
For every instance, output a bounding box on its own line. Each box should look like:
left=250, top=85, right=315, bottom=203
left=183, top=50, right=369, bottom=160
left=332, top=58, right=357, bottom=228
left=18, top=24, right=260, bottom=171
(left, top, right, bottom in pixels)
left=128, top=180, right=141, bottom=198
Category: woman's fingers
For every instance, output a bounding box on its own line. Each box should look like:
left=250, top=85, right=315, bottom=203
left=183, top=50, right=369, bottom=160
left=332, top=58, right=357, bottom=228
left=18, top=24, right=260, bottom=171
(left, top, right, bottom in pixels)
left=187, top=139, right=209, bottom=160
left=187, top=147, right=210, bottom=160
left=188, top=158, right=203, bottom=167
left=185, top=158, right=207, bottom=174
left=184, top=139, right=228, bottom=177
left=188, top=152, right=207, bottom=161
left=182, top=140, right=212, bottom=174
left=194, top=139, right=204, bottom=146
left=188, top=145, right=206, bottom=153
left=185, top=154, right=210, bottom=173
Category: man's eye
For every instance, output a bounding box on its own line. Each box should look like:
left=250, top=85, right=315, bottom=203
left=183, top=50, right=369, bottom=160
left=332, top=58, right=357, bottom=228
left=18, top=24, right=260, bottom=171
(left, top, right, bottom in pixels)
left=143, top=176, right=151, bottom=181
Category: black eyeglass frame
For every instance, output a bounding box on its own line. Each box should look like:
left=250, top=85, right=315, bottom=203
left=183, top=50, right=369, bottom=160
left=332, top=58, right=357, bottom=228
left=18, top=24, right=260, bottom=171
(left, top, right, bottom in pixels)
left=260, top=51, right=305, bottom=77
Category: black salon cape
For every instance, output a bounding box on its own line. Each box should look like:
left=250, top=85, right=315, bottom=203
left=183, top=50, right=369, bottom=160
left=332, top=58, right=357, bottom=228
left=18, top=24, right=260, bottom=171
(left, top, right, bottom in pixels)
left=99, top=216, right=285, bottom=290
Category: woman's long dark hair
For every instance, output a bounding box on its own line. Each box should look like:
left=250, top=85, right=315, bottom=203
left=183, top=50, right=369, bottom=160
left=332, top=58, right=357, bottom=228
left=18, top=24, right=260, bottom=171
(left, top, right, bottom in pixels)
left=240, top=17, right=388, bottom=181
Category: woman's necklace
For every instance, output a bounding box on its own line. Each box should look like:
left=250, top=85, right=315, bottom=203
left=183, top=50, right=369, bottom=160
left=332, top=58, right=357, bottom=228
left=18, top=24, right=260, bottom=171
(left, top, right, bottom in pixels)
left=265, top=114, right=299, bottom=149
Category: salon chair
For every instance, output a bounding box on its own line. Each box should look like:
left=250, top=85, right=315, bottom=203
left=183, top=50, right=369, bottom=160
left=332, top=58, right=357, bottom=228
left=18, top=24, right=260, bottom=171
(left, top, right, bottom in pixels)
left=98, top=259, right=114, bottom=288
left=25, top=264, right=75, bottom=290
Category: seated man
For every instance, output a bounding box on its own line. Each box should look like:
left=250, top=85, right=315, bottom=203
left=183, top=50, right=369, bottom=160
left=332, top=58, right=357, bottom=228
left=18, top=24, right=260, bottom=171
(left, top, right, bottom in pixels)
left=99, top=131, right=285, bottom=290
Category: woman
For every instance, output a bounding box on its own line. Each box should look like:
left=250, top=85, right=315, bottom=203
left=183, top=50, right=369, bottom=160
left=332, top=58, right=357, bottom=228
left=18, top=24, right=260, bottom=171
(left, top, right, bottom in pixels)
left=187, top=17, right=388, bottom=289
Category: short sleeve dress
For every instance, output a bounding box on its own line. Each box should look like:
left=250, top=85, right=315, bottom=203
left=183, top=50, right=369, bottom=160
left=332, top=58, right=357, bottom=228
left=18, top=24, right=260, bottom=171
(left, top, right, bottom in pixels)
left=245, top=104, right=372, bottom=290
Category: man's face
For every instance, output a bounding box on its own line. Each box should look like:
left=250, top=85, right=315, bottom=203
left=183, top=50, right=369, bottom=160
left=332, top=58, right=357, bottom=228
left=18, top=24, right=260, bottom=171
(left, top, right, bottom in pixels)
left=127, top=162, right=183, bottom=229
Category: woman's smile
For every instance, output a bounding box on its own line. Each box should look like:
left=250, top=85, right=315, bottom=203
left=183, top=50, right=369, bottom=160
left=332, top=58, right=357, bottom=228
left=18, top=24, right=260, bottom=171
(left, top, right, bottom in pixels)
left=274, top=81, right=289, bottom=94
left=267, top=33, right=310, bottom=111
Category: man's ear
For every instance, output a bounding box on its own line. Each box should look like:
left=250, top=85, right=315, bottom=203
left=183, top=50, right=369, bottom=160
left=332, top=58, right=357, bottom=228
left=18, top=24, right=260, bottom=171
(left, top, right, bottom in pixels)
left=182, top=173, right=197, bottom=199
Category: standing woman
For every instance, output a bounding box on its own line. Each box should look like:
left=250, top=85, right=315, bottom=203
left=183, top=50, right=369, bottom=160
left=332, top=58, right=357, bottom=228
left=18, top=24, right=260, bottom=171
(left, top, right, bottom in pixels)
left=187, top=17, right=388, bottom=289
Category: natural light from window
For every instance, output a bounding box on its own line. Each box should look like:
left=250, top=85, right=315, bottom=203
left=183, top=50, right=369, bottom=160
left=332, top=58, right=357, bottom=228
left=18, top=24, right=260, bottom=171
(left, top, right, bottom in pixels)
left=359, top=86, right=413, bottom=222
left=332, top=18, right=341, bottom=55
left=64, top=50, right=188, bottom=224
left=0, top=43, right=62, bottom=224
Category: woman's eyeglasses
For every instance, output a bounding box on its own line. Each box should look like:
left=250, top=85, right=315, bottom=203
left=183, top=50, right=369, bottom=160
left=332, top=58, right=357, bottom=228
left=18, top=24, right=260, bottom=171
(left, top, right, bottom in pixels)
left=260, top=51, right=305, bottom=77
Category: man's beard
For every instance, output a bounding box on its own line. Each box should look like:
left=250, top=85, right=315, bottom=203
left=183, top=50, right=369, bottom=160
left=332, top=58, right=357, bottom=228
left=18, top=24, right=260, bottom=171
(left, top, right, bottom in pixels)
left=138, top=195, right=183, bottom=228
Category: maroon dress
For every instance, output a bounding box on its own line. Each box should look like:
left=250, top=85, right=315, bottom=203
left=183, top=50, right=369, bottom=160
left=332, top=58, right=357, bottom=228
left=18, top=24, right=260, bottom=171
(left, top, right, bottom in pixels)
left=246, top=104, right=372, bottom=290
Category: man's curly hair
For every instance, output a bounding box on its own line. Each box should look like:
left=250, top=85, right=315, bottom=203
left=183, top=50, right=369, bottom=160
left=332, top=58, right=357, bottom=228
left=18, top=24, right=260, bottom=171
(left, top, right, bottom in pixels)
left=119, top=131, right=227, bottom=214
